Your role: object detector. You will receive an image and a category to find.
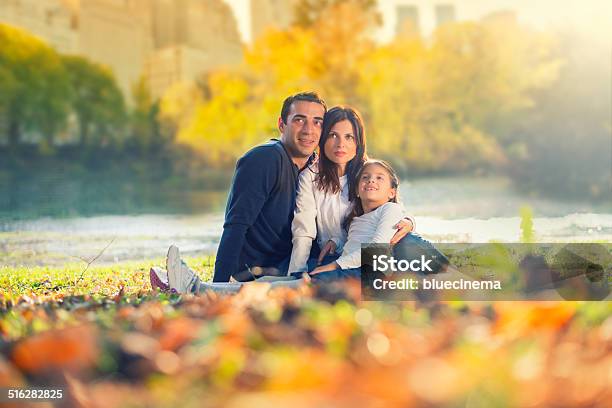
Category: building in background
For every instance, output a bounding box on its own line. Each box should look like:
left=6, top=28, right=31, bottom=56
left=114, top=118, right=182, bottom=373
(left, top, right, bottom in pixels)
left=0, top=0, right=78, bottom=53
left=77, top=0, right=153, bottom=99
left=145, top=0, right=242, bottom=99
left=390, top=0, right=458, bottom=38
left=144, top=46, right=209, bottom=101
left=0, top=0, right=242, bottom=102
left=250, top=0, right=296, bottom=42
left=382, top=0, right=612, bottom=41
left=395, top=4, right=420, bottom=36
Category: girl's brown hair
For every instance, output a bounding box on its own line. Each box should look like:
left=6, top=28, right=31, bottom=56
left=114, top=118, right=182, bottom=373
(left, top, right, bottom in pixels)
left=342, top=159, right=400, bottom=231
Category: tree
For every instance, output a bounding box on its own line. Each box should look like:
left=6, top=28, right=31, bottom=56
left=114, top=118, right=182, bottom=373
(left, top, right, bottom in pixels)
left=129, top=77, right=167, bottom=152
left=310, top=1, right=377, bottom=104
left=171, top=71, right=272, bottom=167
left=0, top=23, right=71, bottom=150
left=62, top=55, right=126, bottom=148
left=355, top=16, right=560, bottom=173
left=429, top=14, right=560, bottom=144
left=509, top=31, right=611, bottom=199
left=292, top=0, right=379, bottom=28
left=0, top=63, right=17, bottom=144
left=161, top=11, right=560, bottom=175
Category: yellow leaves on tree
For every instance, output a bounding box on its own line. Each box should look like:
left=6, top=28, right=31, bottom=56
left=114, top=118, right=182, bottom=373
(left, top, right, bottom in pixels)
left=159, top=9, right=560, bottom=171
left=173, top=73, right=263, bottom=167
left=355, top=15, right=559, bottom=171
left=245, top=28, right=322, bottom=93
left=310, top=2, right=376, bottom=103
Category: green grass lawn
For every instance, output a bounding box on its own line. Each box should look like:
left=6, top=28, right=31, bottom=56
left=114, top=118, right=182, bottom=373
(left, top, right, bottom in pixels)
left=0, top=257, right=216, bottom=340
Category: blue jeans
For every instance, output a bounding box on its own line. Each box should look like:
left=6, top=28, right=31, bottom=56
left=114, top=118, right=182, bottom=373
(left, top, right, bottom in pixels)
left=284, top=253, right=359, bottom=282
left=307, top=253, right=340, bottom=271
left=300, top=253, right=361, bottom=282
left=311, top=234, right=448, bottom=282
left=311, top=267, right=361, bottom=282
left=392, top=233, right=449, bottom=274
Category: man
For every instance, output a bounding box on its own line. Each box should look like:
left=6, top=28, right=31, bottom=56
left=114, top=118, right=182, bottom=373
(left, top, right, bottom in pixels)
left=213, top=92, right=327, bottom=282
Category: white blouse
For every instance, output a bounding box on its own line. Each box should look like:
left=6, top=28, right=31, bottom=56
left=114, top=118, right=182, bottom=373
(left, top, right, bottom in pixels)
left=336, top=202, right=406, bottom=269
left=288, top=166, right=352, bottom=273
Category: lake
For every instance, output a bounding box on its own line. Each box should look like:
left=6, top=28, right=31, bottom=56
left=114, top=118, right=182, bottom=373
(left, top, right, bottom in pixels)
left=1, top=177, right=610, bottom=266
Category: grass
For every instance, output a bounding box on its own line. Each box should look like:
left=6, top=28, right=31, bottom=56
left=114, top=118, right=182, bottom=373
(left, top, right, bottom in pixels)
left=0, top=257, right=214, bottom=341
left=1, top=256, right=215, bottom=300
left=0, top=257, right=611, bottom=407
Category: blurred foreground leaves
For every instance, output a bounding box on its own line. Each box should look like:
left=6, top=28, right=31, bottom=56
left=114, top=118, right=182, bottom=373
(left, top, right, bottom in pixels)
left=0, top=262, right=610, bottom=407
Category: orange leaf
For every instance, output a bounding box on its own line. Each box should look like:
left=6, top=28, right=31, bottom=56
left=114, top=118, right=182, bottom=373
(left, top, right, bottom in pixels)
left=12, top=325, right=98, bottom=374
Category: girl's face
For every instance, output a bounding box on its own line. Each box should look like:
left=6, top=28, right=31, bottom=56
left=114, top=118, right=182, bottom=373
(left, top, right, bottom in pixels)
left=358, top=164, right=396, bottom=205
left=323, top=120, right=357, bottom=168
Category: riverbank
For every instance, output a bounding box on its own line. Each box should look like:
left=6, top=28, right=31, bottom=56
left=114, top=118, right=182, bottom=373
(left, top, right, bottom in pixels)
left=2, top=210, right=611, bottom=267
left=2, top=147, right=610, bottom=221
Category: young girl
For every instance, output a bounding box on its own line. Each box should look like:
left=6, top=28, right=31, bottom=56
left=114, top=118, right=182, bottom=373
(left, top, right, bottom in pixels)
left=308, top=159, right=450, bottom=282
left=306, top=159, right=408, bottom=281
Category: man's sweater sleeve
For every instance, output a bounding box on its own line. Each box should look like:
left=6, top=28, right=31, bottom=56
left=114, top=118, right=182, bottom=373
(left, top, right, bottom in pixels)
left=213, top=149, right=279, bottom=282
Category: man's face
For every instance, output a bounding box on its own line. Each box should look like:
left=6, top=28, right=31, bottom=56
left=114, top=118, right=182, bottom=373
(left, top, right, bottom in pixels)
left=278, top=101, right=325, bottom=160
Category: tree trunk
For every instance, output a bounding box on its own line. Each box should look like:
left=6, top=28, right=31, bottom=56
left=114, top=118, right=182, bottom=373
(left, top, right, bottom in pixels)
left=79, top=119, right=88, bottom=147
left=8, top=120, right=19, bottom=150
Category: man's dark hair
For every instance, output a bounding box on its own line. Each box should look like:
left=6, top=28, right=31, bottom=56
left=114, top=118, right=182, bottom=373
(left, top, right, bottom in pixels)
left=280, top=92, right=327, bottom=124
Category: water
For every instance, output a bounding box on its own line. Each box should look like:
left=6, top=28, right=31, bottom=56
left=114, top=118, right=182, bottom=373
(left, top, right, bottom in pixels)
left=1, top=177, right=610, bottom=266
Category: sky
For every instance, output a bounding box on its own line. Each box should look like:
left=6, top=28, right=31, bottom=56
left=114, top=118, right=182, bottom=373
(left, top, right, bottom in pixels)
left=224, top=0, right=612, bottom=44
left=224, top=0, right=251, bottom=43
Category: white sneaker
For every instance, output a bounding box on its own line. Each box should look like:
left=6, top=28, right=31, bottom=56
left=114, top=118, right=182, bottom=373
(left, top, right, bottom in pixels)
left=166, top=245, right=199, bottom=293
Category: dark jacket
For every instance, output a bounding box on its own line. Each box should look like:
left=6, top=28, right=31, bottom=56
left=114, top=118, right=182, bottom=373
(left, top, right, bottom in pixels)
left=213, top=139, right=308, bottom=282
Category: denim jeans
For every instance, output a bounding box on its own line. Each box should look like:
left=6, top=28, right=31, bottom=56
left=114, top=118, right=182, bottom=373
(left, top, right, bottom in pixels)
left=302, top=253, right=361, bottom=282
left=311, top=267, right=361, bottom=282
left=306, top=253, right=340, bottom=271
left=392, top=233, right=449, bottom=274
left=311, top=233, right=449, bottom=282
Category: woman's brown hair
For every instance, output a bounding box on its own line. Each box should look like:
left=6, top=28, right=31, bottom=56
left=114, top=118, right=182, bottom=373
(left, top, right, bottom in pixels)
left=315, top=106, right=368, bottom=201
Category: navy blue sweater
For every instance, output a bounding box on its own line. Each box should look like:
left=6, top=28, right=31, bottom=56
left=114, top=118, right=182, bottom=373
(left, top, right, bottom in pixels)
left=213, top=140, right=308, bottom=282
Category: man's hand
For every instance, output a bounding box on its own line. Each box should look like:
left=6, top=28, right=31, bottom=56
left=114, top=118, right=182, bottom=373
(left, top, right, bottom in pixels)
left=390, top=218, right=414, bottom=245
left=310, top=262, right=339, bottom=275
left=317, top=240, right=337, bottom=264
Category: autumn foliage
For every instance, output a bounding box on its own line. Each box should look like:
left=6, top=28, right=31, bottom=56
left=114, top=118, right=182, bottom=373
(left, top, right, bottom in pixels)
left=1, top=263, right=610, bottom=407
left=161, top=8, right=559, bottom=173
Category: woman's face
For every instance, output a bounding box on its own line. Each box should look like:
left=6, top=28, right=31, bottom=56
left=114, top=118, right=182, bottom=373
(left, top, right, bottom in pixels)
left=358, top=164, right=396, bottom=204
left=323, top=119, right=357, bottom=168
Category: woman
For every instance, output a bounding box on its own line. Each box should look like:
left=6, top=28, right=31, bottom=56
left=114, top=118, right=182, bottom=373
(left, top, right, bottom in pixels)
left=289, top=106, right=414, bottom=274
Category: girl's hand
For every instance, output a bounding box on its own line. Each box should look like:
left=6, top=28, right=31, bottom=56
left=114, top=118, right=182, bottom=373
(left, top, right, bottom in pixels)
left=310, top=262, right=340, bottom=275
left=317, top=240, right=337, bottom=264
left=390, top=218, right=414, bottom=245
